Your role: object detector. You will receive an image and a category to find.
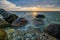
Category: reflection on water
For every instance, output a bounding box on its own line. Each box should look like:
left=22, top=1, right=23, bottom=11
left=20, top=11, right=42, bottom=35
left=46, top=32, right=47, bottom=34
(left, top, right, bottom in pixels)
left=32, top=12, right=38, bottom=17
left=12, top=11, right=60, bottom=23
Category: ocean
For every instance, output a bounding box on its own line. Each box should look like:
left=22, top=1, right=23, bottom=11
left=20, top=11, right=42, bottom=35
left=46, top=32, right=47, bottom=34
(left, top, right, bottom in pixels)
left=11, top=11, right=60, bottom=24
left=4, top=11, right=60, bottom=40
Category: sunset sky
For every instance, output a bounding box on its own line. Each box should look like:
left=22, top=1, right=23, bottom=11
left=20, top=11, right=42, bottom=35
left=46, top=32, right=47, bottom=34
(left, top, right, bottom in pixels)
left=0, top=0, right=60, bottom=11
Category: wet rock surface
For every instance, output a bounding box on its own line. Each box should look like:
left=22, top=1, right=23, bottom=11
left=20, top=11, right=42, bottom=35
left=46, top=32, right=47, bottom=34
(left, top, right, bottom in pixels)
left=44, top=24, right=60, bottom=39
left=0, top=9, right=18, bottom=24
left=0, top=9, right=28, bottom=27
left=12, top=17, right=28, bottom=27
left=4, top=14, right=18, bottom=24
left=36, top=15, right=45, bottom=18
left=0, top=28, right=8, bottom=40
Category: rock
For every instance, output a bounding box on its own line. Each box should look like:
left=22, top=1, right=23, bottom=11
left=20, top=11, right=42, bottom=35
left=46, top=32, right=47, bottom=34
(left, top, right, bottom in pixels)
left=0, top=28, right=8, bottom=40
left=0, top=18, right=17, bottom=29
left=36, top=15, right=45, bottom=18
left=4, top=14, right=18, bottom=24
left=0, top=18, right=12, bottom=28
left=0, top=9, right=11, bottom=18
left=0, top=18, right=9, bottom=28
left=33, top=14, right=45, bottom=26
left=12, top=17, right=28, bottom=27
left=0, top=9, right=28, bottom=27
left=44, top=24, right=60, bottom=39
left=0, top=18, right=7, bottom=24
left=0, top=9, right=18, bottom=24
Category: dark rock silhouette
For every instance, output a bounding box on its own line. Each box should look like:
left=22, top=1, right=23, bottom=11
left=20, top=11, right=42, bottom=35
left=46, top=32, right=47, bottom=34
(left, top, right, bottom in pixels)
left=34, top=14, right=45, bottom=26
left=12, top=17, right=28, bottom=27
left=0, top=9, right=28, bottom=27
left=4, top=14, right=18, bottom=24
left=44, top=24, right=60, bottom=39
left=0, top=9, right=18, bottom=24
left=36, top=15, right=45, bottom=18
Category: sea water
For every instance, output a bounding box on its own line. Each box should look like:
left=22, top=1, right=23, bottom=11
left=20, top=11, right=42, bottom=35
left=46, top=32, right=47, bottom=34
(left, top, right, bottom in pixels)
left=11, top=11, right=60, bottom=23
left=6, top=11, right=60, bottom=40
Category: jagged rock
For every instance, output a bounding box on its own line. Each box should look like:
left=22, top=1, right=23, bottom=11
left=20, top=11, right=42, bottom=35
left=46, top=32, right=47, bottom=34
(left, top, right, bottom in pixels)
left=0, top=9, right=28, bottom=27
left=0, top=18, right=6, bottom=24
left=12, top=17, right=28, bottom=27
left=0, top=18, right=18, bottom=29
left=0, top=18, right=17, bottom=29
left=33, top=14, right=45, bottom=26
left=4, top=14, right=18, bottom=24
left=44, top=24, right=60, bottom=39
left=0, top=9, right=18, bottom=24
left=36, top=15, right=45, bottom=18
left=0, top=9, right=11, bottom=18
left=0, top=18, right=8, bottom=28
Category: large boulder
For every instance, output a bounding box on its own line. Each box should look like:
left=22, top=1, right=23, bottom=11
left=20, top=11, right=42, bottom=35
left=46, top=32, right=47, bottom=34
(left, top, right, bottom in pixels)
left=0, top=9, right=18, bottom=24
left=33, top=14, right=45, bottom=26
left=36, top=15, right=45, bottom=18
left=44, top=24, right=60, bottom=39
left=0, top=18, right=13, bottom=28
left=0, top=9, right=28, bottom=27
left=4, top=14, right=18, bottom=24
left=12, top=17, right=28, bottom=27
left=0, top=28, right=8, bottom=40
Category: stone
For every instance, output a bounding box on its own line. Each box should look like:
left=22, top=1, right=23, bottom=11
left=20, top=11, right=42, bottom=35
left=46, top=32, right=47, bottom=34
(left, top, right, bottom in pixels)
left=0, top=9, right=18, bottom=24
left=12, top=17, right=28, bottom=27
left=0, top=28, right=8, bottom=40
left=36, top=15, right=45, bottom=18
left=44, top=24, right=60, bottom=39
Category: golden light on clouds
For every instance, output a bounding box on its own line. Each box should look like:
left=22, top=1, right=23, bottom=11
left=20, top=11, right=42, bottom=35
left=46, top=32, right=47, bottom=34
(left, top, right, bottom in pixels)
left=32, top=7, right=40, bottom=11
left=7, top=7, right=60, bottom=11
left=5, top=7, right=60, bottom=11
left=1, top=0, right=60, bottom=11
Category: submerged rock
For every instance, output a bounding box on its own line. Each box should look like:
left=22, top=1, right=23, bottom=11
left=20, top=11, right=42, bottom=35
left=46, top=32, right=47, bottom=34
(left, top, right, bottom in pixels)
left=44, top=24, right=60, bottom=39
left=34, top=14, right=45, bottom=24
left=12, top=17, right=28, bottom=27
left=36, top=15, right=45, bottom=18
left=33, top=14, right=45, bottom=26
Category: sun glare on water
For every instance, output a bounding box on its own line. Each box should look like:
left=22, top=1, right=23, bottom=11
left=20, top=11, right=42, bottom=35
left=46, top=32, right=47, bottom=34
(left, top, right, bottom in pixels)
left=32, top=11, right=38, bottom=17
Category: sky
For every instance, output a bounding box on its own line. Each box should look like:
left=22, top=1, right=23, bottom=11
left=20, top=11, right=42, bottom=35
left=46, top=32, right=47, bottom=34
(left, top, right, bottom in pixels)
left=0, top=0, right=60, bottom=11
left=8, top=0, right=60, bottom=7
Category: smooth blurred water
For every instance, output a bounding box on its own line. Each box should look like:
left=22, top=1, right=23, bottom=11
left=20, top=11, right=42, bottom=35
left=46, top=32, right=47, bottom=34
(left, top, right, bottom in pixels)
left=7, top=11, right=60, bottom=40
left=9, top=11, right=60, bottom=32
left=11, top=11, right=60, bottom=24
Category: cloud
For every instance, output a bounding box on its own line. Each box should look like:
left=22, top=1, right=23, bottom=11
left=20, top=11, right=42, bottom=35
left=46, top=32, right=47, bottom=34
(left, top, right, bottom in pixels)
left=0, top=0, right=60, bottom=11
left=8, top=0, right=60, bottom=7
left=0, top=0, right=22, bottom=10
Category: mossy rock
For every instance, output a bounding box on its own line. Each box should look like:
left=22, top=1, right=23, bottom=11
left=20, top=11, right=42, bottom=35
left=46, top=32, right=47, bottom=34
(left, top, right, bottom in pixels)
left=44, top=24, right=60, bottom=39
left=0, top=28, right=8, bottom=40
